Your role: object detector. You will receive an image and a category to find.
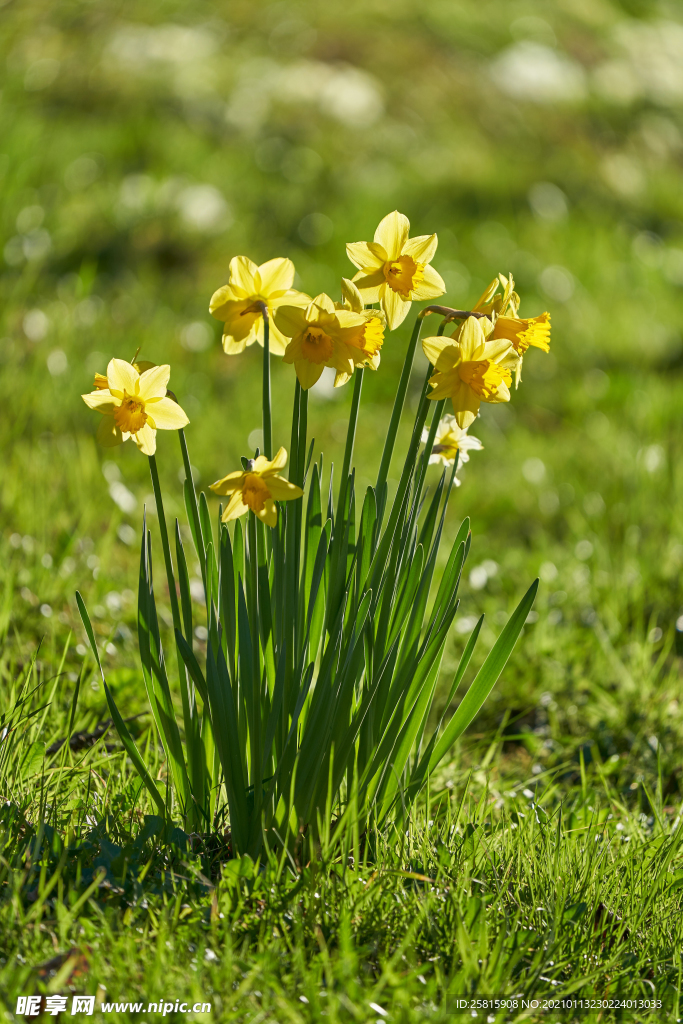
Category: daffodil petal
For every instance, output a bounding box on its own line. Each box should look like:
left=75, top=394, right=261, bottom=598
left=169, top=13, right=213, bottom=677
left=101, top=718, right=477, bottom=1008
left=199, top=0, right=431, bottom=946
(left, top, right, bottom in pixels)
left=268, top=447, right=288, bottom=472
left=374, top=211, right=410, bottom=261
left=266, top=475, right=303, bottom=500
left=107, top=358, right=139, bottom=396
left=267, top=317, right=289, bottom=356
left=451, top=383, right=481, bottom=429
left=334, top=308, right=366, bottom=329
left=312, top=293, right=336, bottom=315
left=96, top=415, right=124, bottom=447
left=402, top=232, right=438, bottom=264
left=222, top=491, right=249, bottom=522
left=346, top=241, right=385, bottom=272
left=410, top=263, right=446, bottom=300
left=229, top=255, right=259, bottom=296
left=422, top=336, right=458, bottom=371
left=144, top=395, right=189, bottom=430
left=210, top=470, right=245, bottom=496
left=138, top=364, right=170, bottom=402
left=274, top=305, right=308, bottom=339
left=209, top=283, right=241, bottom=318
left=458, top=317, right=486, bottom=362
left=134, top=422, right=157, bottom=456
left=296, top=359, right=325, bottom=390
left=382, top=286, right=412, bottom=330
left=257, top=499, right=278, bottom=528
left=255, top=257, right=294, bottom=296
left=340, top=277, right=363, bottom=312
left=82, top=389, right=118, bottom=412
left=351, top=270, right=384, bottom=303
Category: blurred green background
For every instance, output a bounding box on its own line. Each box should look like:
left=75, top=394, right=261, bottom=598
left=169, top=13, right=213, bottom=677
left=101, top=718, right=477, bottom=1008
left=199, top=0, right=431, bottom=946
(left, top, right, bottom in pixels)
left=3, top=0, right=683, bottom=785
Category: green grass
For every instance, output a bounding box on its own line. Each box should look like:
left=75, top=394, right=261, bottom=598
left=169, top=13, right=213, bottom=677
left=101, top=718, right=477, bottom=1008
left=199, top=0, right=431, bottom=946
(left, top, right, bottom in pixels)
left=3, top=0, right=683, bottom=1019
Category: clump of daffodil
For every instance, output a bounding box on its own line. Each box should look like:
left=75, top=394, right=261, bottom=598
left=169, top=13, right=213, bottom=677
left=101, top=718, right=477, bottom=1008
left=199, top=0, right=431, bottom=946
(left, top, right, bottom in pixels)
left=423, top=316, right=519, bottom=429
left=422, top=415, right=483, bottom=476
left=209, top=447, right=303, bottom=528
left=335, top=278, right=385, bottom=371
left=346, top=211, right=445, bottom=330
left=93, top=360, right=156, bottom=390
left=82, top=359, right=189, bottom=456
left=274, top=293, right=368, bottom=390
left=209, top=256, right=310, bottom=356
left=474, top=273, right=551, bottom=385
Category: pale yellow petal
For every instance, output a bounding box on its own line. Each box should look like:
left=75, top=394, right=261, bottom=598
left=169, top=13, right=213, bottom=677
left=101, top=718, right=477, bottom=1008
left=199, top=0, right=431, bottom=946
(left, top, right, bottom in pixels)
left=422, top=336, right=458, bottom=372
left=374, top=211, right=410, bottom=261
left=351, top=270, right=384, bottom=303
left=82, top=389, right=118, bottom=412
left=312, top=293, right=335, bottom=314
left=270, top=289, right=311, bottom=309
left=229, top=255, right=259, bottom=296
left=210, top=470, right=245, bottom=496
left=96, top=415, right=123, bottom=447
left=334, top=308, right=366, bottom=329
left=107, top=358, right=139, bottom=397
left=209, top=283, right=241, bottom=318
left=267, top=447, right=288, bottom=472
left=346, top=241, right=385, bottom=272
left=274, top=305, right=308, bottom=339
left=134, top=422, right=157, bottom=456
left=257, top=499, right=279, bottom=528
left=256, top=257, right=295, bottom=296
left=334, top=369, right=352, bottom=387
left=138, top=364, right=170, bottom=402
left=382, top=286, right=412, bottom=331
left=222, top=491, right=249, bottom=522
left=223, top=333, right=250, bottom=355
left=451, top=383, right=481, bottom=429
left=402, top=233, right=438, bottom=264
left=145, top=396, right=189, bottom=430
left=266, top=475, right=303, bottom=501
left=410, top=263, right=446, bottom=301
left=296, top=359, right=325, bottom=390
left=458, top=317, right=486, bottom=362
left=339, top=277, right=363, bottom=312
left=483, top=338, right=517, bottom=366
left=267, top=317, right=289, bottom=356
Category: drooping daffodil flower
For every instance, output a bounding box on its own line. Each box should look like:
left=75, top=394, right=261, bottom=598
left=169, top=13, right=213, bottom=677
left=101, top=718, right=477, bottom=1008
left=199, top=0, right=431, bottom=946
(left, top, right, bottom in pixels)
left=209, top=256, right=310, bottom=356
left=209, top=447, right=303, bottom=528
left=82, top=359, right=189, bottom=456
left=346, top=211, right=445, bottom=330
left=422, top=414, right=483, bottom=473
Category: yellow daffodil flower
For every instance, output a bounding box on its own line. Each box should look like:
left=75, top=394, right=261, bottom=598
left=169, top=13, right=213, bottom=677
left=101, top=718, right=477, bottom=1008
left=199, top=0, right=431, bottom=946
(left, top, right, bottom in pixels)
left=209, top=256, right=310, bottom=356
left=209, top=447, right=303, bottom=528
left=335, top=278, right=385, bottom=371
left=474, top=273, right=550, bottom=385
left=422, top=316, right=519, bottom=428
left=275, top=292, right=367, bottom=390
left=93, top=360, right=156, bottom=390
left=346, top=211, right=445, bottom=330
left=82, top=358, right=189, bottom=456
left=422, top=414, right=483, bottom=471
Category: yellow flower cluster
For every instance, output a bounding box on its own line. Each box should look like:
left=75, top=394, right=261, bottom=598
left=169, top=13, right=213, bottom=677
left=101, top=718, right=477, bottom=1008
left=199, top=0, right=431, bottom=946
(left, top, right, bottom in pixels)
left=422, top=273, right=550, bottom=432
left=80, top=212, right=551, bottom=524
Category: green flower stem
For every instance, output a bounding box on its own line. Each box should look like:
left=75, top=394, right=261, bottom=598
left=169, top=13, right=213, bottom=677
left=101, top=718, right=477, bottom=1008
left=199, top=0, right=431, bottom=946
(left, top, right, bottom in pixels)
left=148, top=451, right=197, bottom=821
left=336, top=367, right=364, bottom=523
left=148, top=454, right=181, bottom=634
left=261, top=308, right=272, bottom=460
left=375, top=314, right=424, bottom=514
left=247, top=511, right=262, bottom=818
left=178, top=429, right=205, bottom=580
